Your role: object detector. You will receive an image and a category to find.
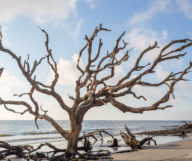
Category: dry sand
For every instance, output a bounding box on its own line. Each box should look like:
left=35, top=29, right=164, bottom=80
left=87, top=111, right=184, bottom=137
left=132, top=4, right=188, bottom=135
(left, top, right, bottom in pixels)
left=112, top=135, right=192, bottom=161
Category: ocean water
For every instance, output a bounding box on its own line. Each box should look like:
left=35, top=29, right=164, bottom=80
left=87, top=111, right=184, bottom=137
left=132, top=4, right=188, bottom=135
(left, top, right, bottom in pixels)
left=0, top=120, right=190, bottom=151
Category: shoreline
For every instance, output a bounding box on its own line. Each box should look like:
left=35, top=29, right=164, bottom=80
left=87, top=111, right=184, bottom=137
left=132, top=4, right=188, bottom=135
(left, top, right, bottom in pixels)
left=112, top=133, right=192, bottom=161
left=1, top=121, right=192, bottom=161
left=6, top=134, right=192, bottom=161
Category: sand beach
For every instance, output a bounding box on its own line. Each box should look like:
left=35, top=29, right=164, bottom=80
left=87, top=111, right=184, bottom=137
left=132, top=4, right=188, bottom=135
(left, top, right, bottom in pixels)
left=112, top=134, right=192, bottom=161
left=1, top=121, right=192, bottom=161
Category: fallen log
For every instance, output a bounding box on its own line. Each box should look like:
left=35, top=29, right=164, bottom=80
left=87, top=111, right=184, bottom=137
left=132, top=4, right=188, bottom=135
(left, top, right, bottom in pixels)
left=120, top=125, right=156, bottom=149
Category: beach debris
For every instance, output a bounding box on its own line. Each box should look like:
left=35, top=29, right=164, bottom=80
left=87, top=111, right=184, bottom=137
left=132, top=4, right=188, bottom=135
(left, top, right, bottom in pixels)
left=0, top=139, right=113, bottom=161
left=120, top=125, right=157, bottom=149
left=79, top=130, right=119, bottom=147
left=182, top=121, right=192, bottom=129
left=0, top=130, right=117, bottom=160
left=0, top=121, right=191, bottom=160
left=137, top=121, right=192, bottom=136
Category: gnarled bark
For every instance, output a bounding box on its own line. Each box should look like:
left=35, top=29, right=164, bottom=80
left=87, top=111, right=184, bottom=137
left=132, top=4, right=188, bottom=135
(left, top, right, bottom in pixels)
left=65, top=119, right=82, bottom=157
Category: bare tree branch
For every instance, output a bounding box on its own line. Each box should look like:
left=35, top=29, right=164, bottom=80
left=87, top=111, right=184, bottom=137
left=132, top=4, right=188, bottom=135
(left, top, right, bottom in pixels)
left=0, top=28, right=70, bottom=113
left=0, top=97, right=70, bottom=139
left=3, top=104, right=28, bottom=115
left=72, top=28, right=192, bottom=123
left=108, top=62, right=192, bottom=113
left=0, top=25, right=192, bottom=156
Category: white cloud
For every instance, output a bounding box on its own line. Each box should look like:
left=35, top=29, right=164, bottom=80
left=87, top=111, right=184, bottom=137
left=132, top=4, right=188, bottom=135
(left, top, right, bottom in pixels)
left=0, top=70, right=26, bottom=99
left=176, top=0, right=192, bottom=20
left=126, top=27, right=168, bottom=51
left=0, top=25, right=11, bottom=47
left=156, top=65, right=169, bottom=81
left=57, top=58, right=79, bottom=85
left=133, top=85, right=163, bottom=104
left=47, top=54, right=81, bottom=86
left=126, top=27, right=184, bottom=69
left=170, top=80, right=192, bottom=105
left=105, top=66, right=125, bottom=85
left=0, top=0, right=77, bottom=24
left=130, top=0, right=170, bottom=25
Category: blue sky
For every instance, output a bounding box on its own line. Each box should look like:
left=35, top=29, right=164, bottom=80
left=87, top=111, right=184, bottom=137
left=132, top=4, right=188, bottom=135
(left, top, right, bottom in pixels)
left=0, top=0, right=192, bottom=120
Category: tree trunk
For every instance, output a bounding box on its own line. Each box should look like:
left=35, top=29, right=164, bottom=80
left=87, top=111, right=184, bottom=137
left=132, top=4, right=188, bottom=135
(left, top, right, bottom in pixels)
left=65, top=120, right=82, bottom=158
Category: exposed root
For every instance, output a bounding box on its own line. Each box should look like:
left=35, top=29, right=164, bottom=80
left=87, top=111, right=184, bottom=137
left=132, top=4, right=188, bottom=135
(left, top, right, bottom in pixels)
left=2, top=122, right=190, bottom=160
left=0, top=140, right=113, bottom=161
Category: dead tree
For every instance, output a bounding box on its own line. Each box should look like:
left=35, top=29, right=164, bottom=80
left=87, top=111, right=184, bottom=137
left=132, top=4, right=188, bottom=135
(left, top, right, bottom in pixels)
left=0, top=24, right=192, bottom=158
left=120, top=125, right=156, bottom=149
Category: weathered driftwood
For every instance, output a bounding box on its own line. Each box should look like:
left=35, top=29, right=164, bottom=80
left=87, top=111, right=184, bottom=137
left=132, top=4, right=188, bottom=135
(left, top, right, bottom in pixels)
left=79, top=130, right=118, bottom=147
left=0, top=141, right=66, bottom=160
left=1, top=122, right=190, bottom=160
left=0, top=138, right=112, bottom=161
left=0, top=130, right=119, bottom=160
left=137, top=121, right=192, bottom=136
left=120, top=125, right=156, bottom=149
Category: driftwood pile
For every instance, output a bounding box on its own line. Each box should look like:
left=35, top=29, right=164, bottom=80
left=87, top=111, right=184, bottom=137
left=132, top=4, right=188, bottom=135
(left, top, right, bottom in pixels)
left=79, top=130, right=119, bottom=147
left=0, top=131, right=116, bottom=161
left=0, top=141, right=114, bottom=161
left=0, top=127, right=155, bottom=161
left=0, top=140, right=113, bottom=161
left=120, top=125, right=156, bottom=149
left=137, top=121, right=192, bottom=136
left=0, top=122, right=191, bottom=160
left=0, top=141, right=67, bottom=161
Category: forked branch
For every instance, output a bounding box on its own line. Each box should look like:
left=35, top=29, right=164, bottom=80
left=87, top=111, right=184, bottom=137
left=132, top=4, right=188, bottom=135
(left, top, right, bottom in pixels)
left=72, top=25, right=192, bottom=120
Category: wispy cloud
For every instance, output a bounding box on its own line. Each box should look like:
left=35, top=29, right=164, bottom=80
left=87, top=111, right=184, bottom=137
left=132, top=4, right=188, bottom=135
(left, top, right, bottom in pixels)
left=156, top=65, right=169, bottom=81
left=130, top=0, right=170, bottom=25
left=84, top=0, right=99, bottom=9
left=0, top=70, right=27, bottom=99
left=126, top=27, right=168, bottom=51
left=0, top=25, right=11, bottom=47
left=47, top=54, right=81, bottom=86
left=176, top=0, right=192, bottom=20
left=0, top=0, right=77, bottom=24
left=61, top=19, right=84, bottom=40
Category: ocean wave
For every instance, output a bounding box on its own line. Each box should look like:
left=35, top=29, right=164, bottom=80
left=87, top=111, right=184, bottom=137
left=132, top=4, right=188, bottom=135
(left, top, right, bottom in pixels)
left=4, top=135, right=63, bottom=144
left=23, top=131, right=58, bottom=135
left=0, top=134, right=12, bottom=137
